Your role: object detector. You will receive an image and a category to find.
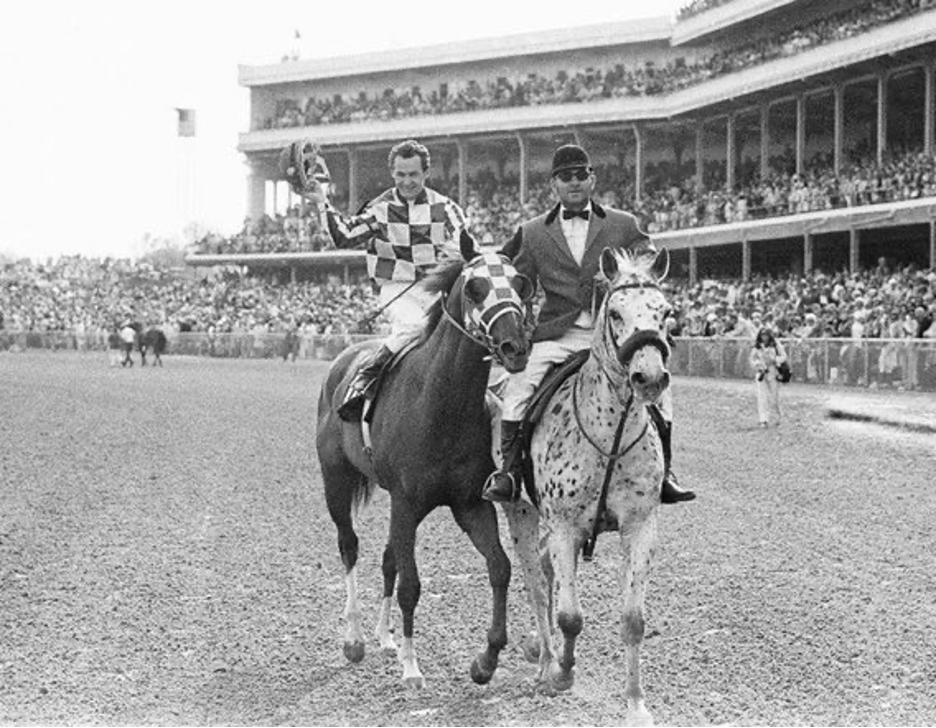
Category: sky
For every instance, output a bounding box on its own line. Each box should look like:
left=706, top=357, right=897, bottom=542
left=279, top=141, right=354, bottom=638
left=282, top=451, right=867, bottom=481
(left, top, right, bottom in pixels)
left=0, top=0, right=682, bottom=262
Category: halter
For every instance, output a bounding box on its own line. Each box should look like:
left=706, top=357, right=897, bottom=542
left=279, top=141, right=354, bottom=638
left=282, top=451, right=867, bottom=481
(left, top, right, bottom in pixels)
left=570, top=275, right=666, bottom=459
left=576, top=274, right=665, bottom=556
left=438, top=255, right=531, bottom=366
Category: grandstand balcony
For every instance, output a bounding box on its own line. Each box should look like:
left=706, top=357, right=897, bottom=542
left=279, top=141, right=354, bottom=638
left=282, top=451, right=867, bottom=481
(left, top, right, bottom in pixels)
left=222, top=3, right=936, bottom=285
left=672, top=0, right=802, bottom=45
left=238, top=7, right=936, bottom=154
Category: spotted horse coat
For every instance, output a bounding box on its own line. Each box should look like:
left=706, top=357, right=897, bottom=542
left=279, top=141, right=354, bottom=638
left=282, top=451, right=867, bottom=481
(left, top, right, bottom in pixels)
left=497, top=247, right=671, bottom=724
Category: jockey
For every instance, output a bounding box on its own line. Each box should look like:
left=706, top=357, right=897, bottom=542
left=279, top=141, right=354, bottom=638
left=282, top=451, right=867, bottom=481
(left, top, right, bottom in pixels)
left=482, top=144, right=695, bottom=505
left=280, top=138, right=480, bottom=421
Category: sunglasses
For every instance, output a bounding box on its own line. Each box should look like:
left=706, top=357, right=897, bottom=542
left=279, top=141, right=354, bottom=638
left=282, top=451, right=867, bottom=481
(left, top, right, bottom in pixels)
left=555, top=168, right=591, bottom=182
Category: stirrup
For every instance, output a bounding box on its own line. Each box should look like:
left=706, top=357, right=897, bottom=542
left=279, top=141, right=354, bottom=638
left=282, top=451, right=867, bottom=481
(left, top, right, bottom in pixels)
left=337, top=382, right=374, bottom=421
left=482, top=470, right=519, bottom=503
left=337, top=394, right=365, bottom=422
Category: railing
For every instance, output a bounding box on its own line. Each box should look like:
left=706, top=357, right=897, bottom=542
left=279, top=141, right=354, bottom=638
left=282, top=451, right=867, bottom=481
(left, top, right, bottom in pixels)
left=669, top=337, right=936, bottom=392
left=0, top=330, right=375, bottom=362
left=3, top=330, right=935, bottom=392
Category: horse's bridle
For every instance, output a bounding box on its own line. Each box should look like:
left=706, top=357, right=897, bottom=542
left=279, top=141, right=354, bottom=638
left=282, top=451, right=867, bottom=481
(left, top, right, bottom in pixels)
left=571, top=277, right=668, bottom=459
left=576, top=275, right=669, bottom=555
left=602, top=280, right=670, bottom=369
left=438, top=259, right=532, bottom=367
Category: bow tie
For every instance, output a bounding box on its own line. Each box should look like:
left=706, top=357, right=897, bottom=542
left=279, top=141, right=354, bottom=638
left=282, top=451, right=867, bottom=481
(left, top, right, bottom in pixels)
left=562, top=209, right=589, bottom=221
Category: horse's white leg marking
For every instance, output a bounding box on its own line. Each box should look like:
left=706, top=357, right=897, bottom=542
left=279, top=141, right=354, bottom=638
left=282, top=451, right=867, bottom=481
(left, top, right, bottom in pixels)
left=343, top=566, right=365, bottom=662
left=503, top=503, right=555, bottom=679
left=375, top=596, right=397, bottom=652
left=618, top=511, right=658, bottom=726
left=548, top=526, right=582, bottom=691
left=398, top=636, right=425, bottom=688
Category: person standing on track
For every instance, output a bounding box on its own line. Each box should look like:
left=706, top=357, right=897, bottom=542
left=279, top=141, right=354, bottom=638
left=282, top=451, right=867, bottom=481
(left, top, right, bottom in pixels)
left=749, top=326, right=787, bottom=427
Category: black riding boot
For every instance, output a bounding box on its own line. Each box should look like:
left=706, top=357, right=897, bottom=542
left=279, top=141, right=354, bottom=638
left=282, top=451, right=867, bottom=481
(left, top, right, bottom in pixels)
left=648, top=405, right=696, bottom=504
left=482, top=420, right=524, bottom=503
left=337, top=344, right=395, bottom=422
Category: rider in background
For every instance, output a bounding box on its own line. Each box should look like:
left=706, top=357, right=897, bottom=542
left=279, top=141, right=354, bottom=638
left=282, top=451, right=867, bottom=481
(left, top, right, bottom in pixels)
left=283, top=138, right=479, bottom=421
left=482, top=143, right=695, bottom=505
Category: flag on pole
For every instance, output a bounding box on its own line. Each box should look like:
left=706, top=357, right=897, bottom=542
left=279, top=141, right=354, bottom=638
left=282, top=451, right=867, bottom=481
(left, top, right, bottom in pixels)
left=176, top=108, right=196, bottom=138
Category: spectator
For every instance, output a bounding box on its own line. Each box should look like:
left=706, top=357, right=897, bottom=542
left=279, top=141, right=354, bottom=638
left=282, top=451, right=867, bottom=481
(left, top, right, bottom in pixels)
left=749, top=326, right=787, bottom=427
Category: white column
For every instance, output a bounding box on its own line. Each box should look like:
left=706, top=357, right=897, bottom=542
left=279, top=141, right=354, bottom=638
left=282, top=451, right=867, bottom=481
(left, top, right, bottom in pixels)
left=515, top=133, right=527, bottom=204
left=246, top=159, right=266, bottom=222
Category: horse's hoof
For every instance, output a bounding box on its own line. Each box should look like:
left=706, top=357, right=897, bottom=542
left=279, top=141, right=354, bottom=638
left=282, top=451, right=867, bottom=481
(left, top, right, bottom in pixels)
left=402, top=674, right=426, bottom=689
left=625, top=703, right=654, bottom=727
left=343, top=640, right=365, bottom=663
left=521, top=632, right=540, bottom=663
left=547, top=664, right=574, bottom=693
left=470, top=654, right=496, bottom=685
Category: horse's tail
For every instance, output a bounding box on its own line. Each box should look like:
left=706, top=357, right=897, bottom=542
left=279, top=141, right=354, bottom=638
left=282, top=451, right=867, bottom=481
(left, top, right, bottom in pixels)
left=350, top=472, right=375, bottom=511
left=317, top=363, right=375, bottom=513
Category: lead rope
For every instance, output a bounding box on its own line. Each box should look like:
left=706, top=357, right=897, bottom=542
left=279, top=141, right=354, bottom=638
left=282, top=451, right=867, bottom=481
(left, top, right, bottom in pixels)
left=575, top=384, right=648, bottom=561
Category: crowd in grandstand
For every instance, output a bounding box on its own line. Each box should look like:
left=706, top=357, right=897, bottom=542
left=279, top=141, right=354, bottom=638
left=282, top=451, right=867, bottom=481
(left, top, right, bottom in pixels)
left=3, top=253, right=934, bottom=348
left=0, top=255, right=383, bottom=340
left=268, top=0, right=934, bottom=130
left=192, top=147, right=936, bottom=256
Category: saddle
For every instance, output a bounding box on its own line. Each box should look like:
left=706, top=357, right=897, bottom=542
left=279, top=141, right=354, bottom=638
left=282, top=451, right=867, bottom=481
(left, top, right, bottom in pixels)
left=511, top=348, right=623, bottom=561
left=517, top=349, right=591, bottom=507
left=359, top=338, right=421, bottom=425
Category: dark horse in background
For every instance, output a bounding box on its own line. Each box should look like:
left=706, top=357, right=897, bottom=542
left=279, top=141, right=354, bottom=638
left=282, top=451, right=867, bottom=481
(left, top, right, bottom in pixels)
left=316, top=239, right=533, bottom=688
left=139, top=327, right=167, bottom=367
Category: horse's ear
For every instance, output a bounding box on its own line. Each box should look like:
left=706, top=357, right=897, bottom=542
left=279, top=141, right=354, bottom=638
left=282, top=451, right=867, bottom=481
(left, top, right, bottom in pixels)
left=651, top=247, right=670, bottom=282
left=460, top=230, right=478, bottom=262
left=598, top=247, right=618, bottom=283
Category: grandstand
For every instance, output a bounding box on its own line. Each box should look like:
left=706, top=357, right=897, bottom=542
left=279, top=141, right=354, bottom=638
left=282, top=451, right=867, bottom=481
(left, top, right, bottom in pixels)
left=186, top=0, right=936, bottom=287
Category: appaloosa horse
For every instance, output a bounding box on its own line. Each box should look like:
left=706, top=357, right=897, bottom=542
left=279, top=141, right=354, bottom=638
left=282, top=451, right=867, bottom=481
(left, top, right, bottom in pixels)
left=500, top=248, right=671, bottom=724
left=316, top=239, right=533, bottom=687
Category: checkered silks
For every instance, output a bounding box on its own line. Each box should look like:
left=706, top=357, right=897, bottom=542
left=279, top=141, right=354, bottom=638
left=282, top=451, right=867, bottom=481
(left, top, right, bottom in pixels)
left=339, top=188, right=468, bottom=283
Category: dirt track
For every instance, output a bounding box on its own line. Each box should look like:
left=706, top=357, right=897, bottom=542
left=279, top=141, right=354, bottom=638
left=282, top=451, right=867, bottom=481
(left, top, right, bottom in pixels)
left=1, top=351, right=934, bottom=726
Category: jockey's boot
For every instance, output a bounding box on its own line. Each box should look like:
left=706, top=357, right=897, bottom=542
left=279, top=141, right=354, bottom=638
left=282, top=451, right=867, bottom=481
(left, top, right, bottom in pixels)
left=337, top=344, right=395, bottom=422
left=648, top=404, right=696, bottom=504
left=482, top=420, right=523, bottom=503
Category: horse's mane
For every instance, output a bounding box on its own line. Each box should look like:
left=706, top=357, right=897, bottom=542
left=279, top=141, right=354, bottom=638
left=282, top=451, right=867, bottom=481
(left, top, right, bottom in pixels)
left=416, top=255, right=467, bottom=344
left=607, top=248, right=658, bottom=285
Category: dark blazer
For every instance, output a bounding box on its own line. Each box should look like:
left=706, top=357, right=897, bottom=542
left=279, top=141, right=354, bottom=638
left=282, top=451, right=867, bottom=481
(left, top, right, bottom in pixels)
left=501, top=200, right=655, bottom=342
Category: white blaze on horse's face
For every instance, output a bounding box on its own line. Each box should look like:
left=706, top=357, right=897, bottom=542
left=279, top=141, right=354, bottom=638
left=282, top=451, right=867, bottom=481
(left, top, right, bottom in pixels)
left=599, top=249, right=671, bottom=404
left=461, top=253, right=533, bottom=373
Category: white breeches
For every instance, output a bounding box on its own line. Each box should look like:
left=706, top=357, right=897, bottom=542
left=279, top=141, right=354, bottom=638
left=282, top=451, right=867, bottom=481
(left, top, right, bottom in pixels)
left=380, top=281, right=437, bottom=353
left=500, top=326, right=592, bottom=421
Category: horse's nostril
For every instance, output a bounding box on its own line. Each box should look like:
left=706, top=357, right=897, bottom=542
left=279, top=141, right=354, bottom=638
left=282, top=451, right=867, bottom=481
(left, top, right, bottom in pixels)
left=631, top=372, right=646, bottom=386
left=499, top=342, right=517, bottom=358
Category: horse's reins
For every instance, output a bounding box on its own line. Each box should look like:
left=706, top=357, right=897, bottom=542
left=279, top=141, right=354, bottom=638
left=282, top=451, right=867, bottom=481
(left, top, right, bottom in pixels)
left=572, top=376, right=647, bottom=460
left=438, top=288, right=528, bottom=365
left=577, top=278, right=669, bottom=557
left=356, top=279, right=420, bottom=330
